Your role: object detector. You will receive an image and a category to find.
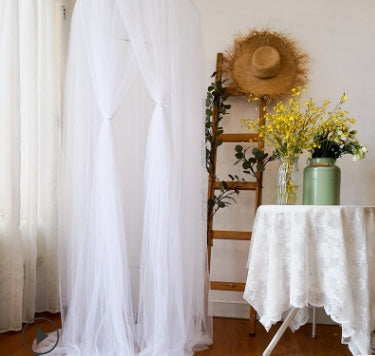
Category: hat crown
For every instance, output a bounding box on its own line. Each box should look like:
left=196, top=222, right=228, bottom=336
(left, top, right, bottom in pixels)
left=251, top=45, right=281, bottom=79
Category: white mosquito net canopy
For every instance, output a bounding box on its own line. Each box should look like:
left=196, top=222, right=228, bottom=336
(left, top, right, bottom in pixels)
left=57, top=0, right=211, bottom=354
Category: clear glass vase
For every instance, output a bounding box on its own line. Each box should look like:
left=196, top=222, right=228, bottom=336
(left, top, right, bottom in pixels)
left=276, top=157, right=300, bottom=205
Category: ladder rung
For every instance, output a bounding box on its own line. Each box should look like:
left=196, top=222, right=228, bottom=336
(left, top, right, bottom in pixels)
left=214, top=181, right=257, bottom=190
left=218, top=133, right=258, bottom=142
left=210, top=281, right=246, bottom=292
left=212, top=230, right=252, bottom=240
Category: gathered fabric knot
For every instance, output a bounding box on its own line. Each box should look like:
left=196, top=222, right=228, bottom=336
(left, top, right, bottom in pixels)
left=96, top=112, right=113, bottom=122
left=155, top=101, right=169, bottom=109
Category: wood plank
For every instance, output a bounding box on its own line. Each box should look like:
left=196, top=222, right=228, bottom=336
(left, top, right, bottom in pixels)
left=210, top=281, right=246, bottom=292
left=249, top=308, right=257, bottom=335
left=196, top=318, right=352, bottom=356
left=0, top=312, right=62, bottom=356
left=0, top=313, right=351, bottom=356
left=212, top=230, right=251, bottom=240
left=218, top=133, right=258, bottom=142
left=214, top=181, right=257, bottom=191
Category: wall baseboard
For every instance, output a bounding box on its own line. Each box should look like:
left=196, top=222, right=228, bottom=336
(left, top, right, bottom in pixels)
left=212, top=300, right=251, bottom=319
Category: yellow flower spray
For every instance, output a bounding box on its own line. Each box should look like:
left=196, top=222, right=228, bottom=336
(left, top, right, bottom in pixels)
left=244, top=88, right=318, bottom=203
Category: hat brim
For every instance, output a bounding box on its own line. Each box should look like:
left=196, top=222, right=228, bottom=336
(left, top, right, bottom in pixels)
left=226, top=30, right=308, bottom=98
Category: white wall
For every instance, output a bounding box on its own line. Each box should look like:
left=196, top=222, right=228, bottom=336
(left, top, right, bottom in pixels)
left=193, top=0, right=375, bottom=318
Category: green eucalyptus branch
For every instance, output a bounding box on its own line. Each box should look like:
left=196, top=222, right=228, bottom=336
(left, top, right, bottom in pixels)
left=205, top=72, right=231, bottom=176
left=205, top=72, right=235, bottom=220
left=208, top=176, right=243, bottom=215
left=234, top=145, right=277, bottom=186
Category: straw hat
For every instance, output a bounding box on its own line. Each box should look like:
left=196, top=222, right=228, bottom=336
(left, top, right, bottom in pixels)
left=225, top=29, right=308, bottom=98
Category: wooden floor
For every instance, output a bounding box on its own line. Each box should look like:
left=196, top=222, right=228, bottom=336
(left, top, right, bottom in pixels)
left=197, top=318, right=351, bottom=356
left=0, top=312, right=62, bottom=356
left=0, top=314, right=351, bottom=355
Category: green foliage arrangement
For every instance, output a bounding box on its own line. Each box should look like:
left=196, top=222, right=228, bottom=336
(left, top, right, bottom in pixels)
left=205, top=73, right=238, bottom=215
left=208, top=178, right=240, bottom=215
left=205, top=73, right=275, bottom=216
left=234, top=145, right=277, bottom=180
left=205, top=73, right=230, bottom=176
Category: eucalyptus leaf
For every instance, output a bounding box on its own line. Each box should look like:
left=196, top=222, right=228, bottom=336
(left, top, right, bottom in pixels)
left=242, top=161, right=251, bottom=169
left=235, top=145, right=243, bottom=152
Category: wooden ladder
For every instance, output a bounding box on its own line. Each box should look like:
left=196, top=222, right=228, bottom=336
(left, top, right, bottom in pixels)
left=207, top=52, right=266, bottom=335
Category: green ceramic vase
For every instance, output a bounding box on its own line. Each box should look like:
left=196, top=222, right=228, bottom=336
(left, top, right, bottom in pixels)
left=303, top=158, right=341, bottom=205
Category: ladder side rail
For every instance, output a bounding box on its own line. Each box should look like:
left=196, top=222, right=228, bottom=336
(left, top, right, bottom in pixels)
left=207, top=53, right=224, bottom=269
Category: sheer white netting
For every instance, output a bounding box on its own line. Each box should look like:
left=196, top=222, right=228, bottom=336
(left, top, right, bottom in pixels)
left=52, top=0, right=212, bottom=355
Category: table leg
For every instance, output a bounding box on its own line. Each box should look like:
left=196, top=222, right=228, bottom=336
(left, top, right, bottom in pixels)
left=262, top=308, right=299, bottom=356
left=312, top=306, right=317, bottom=338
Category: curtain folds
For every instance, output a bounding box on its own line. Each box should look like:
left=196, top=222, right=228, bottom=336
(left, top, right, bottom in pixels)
left=58, top=0, right=211, bottom=355
left=0, top=0, right=62, bottom=332
left=58, top=2, right=136, bottom=353
left=117, top=1, right=212, bottom=353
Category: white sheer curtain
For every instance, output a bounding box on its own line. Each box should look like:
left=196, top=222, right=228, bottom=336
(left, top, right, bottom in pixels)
left=57, top=0, right=211, bottom=355
left=117, top=1, right=211, bottom=353
left=59, top=0, right=136, bottom=354
left=0, top=0, right=63, bottom=332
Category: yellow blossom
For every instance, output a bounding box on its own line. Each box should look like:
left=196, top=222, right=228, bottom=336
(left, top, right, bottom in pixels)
left=243, top=88, right=367, bottom=162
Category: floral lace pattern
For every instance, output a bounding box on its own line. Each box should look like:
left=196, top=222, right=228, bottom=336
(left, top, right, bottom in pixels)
left=244, top=205, right=375, bottom=355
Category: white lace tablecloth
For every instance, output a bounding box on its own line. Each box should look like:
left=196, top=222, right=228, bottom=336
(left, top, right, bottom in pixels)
left=243, top=205, right=375, bottom=355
